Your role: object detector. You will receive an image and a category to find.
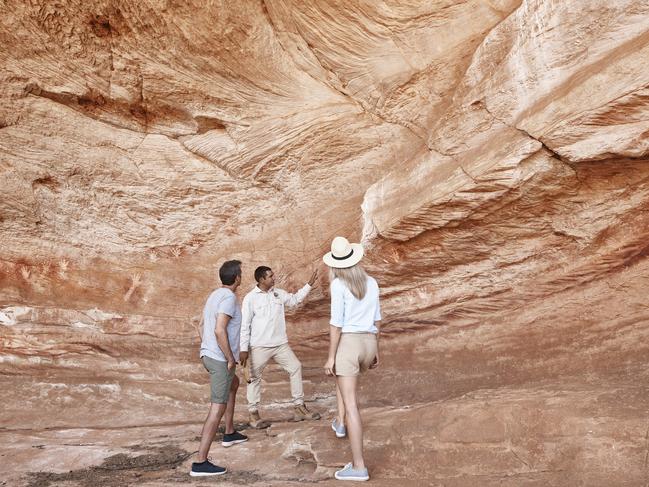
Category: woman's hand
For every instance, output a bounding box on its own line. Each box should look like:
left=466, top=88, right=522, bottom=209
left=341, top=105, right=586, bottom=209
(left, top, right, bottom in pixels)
left=324, top=357, right=335, bottom=376
left=369, top=352, right=380, bottom=369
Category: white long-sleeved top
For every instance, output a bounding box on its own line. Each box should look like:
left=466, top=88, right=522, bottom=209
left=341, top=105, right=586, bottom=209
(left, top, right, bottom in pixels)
left=330, top=276, right=381, bottom=334
left=240, top=284, right=311, bottom=351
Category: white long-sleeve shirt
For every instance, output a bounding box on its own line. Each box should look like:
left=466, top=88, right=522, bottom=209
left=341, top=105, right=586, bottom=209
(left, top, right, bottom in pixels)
left=240, top=284, right=311, bottom=351
left=330, top=276, right=381, bottom=334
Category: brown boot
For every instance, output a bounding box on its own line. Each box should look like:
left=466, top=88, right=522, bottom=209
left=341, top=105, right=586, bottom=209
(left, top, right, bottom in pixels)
left=249, top=410, right=271, bottom=429
left=293, top=404, right=321, bottom=421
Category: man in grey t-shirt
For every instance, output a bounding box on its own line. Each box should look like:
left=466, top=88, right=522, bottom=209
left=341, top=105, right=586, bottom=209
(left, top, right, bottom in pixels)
left=200, top=288, right=242, bottom=364
left=191, top=260, right=248, bottom=478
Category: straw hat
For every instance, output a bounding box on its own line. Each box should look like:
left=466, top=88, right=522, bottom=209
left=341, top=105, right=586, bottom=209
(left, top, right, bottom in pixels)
left=322, top=236, right=364, bottom=268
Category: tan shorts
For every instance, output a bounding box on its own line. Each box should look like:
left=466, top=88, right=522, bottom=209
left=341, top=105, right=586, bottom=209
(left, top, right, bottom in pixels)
left=335, top=333, right=378, bottom=377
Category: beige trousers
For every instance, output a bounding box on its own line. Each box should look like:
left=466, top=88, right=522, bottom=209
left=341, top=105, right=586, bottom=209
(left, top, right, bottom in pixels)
left=247, top=343, right=303, bottom=411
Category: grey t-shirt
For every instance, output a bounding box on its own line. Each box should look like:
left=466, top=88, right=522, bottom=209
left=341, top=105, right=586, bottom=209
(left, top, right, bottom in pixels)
left=200, top=288, right=241, bottom=362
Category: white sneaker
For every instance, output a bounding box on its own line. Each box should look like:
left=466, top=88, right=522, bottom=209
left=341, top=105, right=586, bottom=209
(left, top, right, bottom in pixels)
left=332, top=418, right=346, bottom=438
left=334, top=462, right=369, bottom=481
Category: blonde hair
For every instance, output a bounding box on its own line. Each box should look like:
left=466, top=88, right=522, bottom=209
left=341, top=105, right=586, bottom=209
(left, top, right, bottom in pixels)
left=329, top=264, right=368, bottom=300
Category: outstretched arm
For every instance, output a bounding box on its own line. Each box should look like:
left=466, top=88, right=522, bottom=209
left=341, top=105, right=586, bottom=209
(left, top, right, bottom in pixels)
left=277, top=269, right=318, bottom=308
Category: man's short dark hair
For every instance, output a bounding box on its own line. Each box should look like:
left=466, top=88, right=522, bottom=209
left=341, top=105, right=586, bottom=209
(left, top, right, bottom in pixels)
left=254, top=266, right=271, bottom=283
left=219, top=260, right=242, bottom=285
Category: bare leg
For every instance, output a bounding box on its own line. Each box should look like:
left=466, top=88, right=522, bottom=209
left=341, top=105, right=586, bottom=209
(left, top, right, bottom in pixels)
left=337, top=375, right=364, bottom=470
left=336, top=381, right=346, bottom=425
left=223, top=375, right=239, bottom=435
left=197, top=402, right=227, bottom=462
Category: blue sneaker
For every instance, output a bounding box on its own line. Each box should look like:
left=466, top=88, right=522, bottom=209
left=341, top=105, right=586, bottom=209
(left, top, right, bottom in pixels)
left=332, top=418, right=346, bottom=438
left=222, top=430, right=248, bottom=447
left=190, top=459, right=227, bottom=476
left=334, top=462, right=369, bottom=481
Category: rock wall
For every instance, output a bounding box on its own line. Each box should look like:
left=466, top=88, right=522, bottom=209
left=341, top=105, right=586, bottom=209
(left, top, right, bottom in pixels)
left=1, top=1, right=649, bottom=485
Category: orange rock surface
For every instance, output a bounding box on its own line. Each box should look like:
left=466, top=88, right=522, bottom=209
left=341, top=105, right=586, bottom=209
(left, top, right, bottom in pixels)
left=1, top=1, right=649, bottom=485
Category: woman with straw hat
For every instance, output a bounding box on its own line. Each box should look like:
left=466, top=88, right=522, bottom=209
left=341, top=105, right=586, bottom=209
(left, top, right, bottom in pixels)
left=323, top=236, right=381, bottom=482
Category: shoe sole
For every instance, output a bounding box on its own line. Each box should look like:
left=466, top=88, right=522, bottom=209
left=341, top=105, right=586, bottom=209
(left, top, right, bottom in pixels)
left=190, top=469, right=227, bottom=476
left=334, top=473, right=369, bottom=481
left=222, top=438, right=249, bottom=447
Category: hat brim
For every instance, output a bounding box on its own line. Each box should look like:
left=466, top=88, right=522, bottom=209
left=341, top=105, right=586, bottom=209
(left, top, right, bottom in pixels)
left=322, top=243, right=364, bottom=268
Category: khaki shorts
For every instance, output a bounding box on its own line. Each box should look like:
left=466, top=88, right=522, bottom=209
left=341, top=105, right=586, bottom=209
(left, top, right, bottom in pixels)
left=335, top=333, right=378, bottom=377
left=202, top=356, right=235, bottom=404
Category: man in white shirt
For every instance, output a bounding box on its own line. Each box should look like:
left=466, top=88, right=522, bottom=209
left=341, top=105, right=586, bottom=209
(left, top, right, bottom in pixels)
left=240, top=266, right=321, bottom=427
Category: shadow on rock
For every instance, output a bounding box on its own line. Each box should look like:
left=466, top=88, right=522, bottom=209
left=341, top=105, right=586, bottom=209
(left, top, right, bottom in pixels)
left=27, top=446, right=190, bottom=487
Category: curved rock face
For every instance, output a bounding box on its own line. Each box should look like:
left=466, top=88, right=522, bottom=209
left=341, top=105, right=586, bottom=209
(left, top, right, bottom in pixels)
left=1, top=1, right=649, bottom=485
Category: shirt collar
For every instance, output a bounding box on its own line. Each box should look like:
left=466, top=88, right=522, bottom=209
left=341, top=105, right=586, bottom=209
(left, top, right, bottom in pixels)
left=254, top=285, right=274, bottom=294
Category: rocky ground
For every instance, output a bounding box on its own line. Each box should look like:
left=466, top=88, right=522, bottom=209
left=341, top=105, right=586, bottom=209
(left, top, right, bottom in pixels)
left=3, top=254, right=649, bottom=486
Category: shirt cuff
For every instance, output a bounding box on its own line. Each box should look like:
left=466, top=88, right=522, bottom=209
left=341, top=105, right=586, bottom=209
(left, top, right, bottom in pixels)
left=329, top=321, right=343, bottom=327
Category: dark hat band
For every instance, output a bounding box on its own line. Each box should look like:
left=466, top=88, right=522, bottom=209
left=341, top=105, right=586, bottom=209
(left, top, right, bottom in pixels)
left=332, top=249, right=354, bottom=261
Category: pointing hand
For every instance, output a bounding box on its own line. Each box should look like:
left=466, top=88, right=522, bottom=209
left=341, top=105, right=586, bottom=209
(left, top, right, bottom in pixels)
left=308, top=268, right=319, bottom=287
